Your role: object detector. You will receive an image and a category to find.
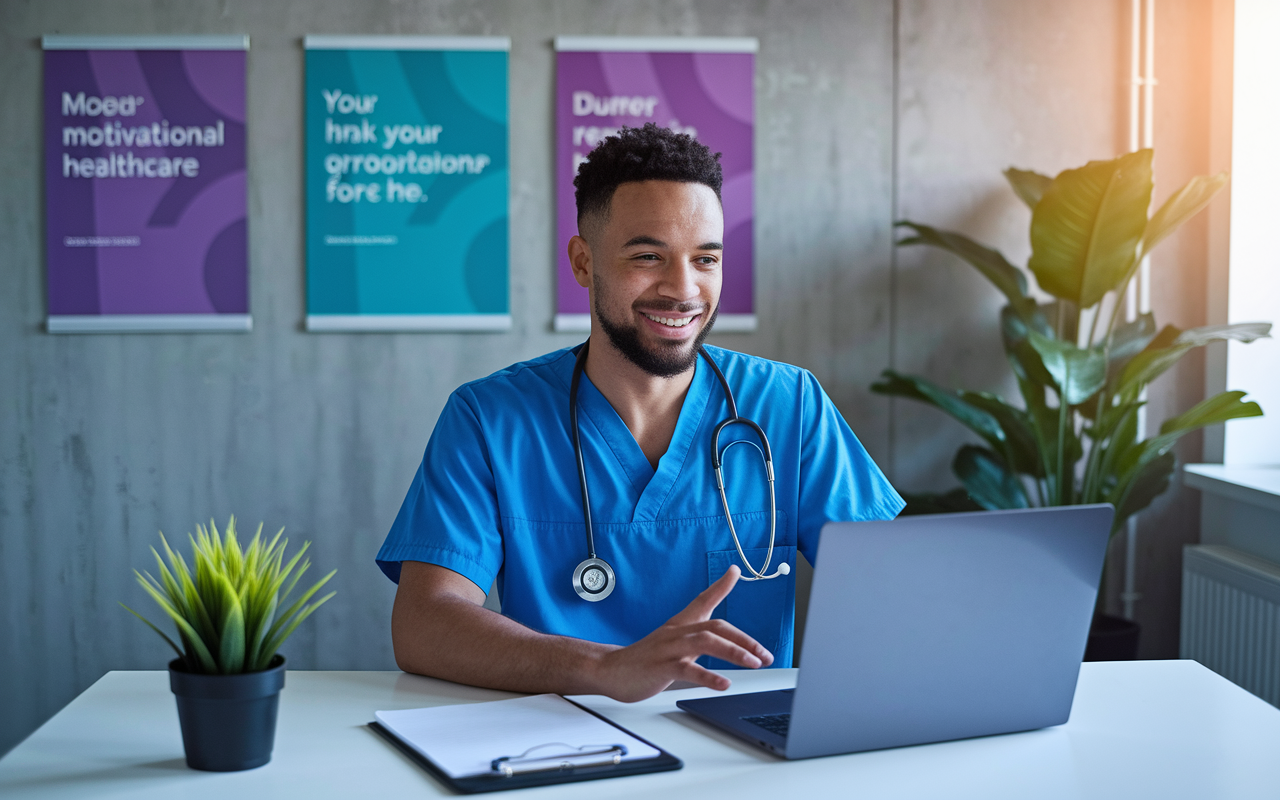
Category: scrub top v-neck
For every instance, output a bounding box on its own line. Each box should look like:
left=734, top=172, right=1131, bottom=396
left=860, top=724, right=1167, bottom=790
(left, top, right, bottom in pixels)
left=377, top=345, right=904, bottom=668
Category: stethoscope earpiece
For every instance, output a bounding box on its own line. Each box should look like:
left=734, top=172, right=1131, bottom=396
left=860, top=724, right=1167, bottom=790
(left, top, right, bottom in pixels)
left=569, top=342, right=788, bottom=602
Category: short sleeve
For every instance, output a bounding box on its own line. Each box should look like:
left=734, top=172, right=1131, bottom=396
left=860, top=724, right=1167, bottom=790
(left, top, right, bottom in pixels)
left=796, top=370, right=905, bottom=564
left=375, top=388, right=503, bottom=592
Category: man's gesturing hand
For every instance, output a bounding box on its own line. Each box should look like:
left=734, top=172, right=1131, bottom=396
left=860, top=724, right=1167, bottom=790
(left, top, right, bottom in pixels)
left=592, top=565, right=774, bottom=703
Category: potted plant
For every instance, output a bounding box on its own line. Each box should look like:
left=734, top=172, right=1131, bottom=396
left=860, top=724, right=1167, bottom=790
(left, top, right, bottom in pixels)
left=122, top=517, right=336, bottom=771
left=874, top=149, right=1270, bottom=657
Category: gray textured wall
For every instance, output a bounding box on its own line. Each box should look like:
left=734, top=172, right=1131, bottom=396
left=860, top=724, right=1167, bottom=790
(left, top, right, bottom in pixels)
left=0, top=0, right=1217, bottom=755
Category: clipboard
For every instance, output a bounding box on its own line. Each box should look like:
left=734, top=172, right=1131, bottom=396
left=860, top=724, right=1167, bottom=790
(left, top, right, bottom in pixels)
left=368, top=695, right=682, bottom=794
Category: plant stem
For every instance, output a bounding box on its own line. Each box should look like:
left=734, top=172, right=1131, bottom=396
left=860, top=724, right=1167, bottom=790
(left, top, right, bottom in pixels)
left=1087, top=301, right=1102, bottom=348
left=1083, top=275, right=1135, bottom=503
left=1057, top=389, right=1069, bottom=505
left=1083, top=316, right=1115, bottom=503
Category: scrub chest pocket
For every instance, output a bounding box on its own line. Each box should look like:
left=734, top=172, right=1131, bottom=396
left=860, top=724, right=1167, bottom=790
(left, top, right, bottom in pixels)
left=705, top=543, right=798, bottom=670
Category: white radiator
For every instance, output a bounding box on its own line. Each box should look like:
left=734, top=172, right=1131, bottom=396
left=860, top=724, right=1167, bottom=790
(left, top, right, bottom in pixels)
left=1181, top=545, right=1280, bottom=707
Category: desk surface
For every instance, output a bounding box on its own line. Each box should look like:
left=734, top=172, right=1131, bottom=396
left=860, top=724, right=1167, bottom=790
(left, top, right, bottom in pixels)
left=2, top=660, right=1279, bottom=799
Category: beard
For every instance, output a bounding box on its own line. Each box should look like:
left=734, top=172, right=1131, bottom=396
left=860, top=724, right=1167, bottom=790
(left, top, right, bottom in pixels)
left=595, top=295, right=720, bottom=378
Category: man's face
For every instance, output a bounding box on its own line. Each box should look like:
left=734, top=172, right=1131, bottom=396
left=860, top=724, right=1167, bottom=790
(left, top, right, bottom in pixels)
left=571, top=180, right=724, bottom=378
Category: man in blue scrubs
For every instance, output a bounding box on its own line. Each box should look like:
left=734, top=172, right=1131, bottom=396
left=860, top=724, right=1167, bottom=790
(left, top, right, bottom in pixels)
left=379, top=124, right=902, bottom=702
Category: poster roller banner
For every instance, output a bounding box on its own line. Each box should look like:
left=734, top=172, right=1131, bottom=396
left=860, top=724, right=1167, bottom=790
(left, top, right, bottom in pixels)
left=553, top=37, right=757, bottom=334
left=43, top=35, right=250, bottom=333
left=304, top=36, right=510, bottom=332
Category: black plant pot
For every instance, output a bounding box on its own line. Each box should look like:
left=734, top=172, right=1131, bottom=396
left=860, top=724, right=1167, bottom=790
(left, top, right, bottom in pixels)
left=169, top=656, right=286, bottom=771
left=1083, top=614, right=1141, bottom=661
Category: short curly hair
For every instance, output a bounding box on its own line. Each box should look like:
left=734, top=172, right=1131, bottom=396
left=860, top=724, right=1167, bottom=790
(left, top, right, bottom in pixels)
left=574, top=123, right=723, bottom=231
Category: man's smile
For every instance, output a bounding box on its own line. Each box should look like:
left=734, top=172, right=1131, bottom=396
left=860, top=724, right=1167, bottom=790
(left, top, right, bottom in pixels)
left=641, top=312, right=697, bottom=328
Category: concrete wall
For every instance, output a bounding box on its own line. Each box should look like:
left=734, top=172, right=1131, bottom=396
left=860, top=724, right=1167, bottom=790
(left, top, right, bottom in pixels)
left=0, top=0, right=1219, bottom=754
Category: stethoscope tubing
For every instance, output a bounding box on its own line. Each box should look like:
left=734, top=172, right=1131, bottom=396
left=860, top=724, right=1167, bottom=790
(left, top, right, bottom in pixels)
left=569, top=341, right=787, bottom=598
left=569, top=344, right=598, bottom=560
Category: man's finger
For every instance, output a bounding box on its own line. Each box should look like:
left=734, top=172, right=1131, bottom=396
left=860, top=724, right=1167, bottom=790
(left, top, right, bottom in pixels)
left=671, top=565, right=741, bottom=623
left=701, top=619, right=774, bottom=666
left=684, top=630, right=763, bottom=669
left=677, top=661, right=732, bottom=692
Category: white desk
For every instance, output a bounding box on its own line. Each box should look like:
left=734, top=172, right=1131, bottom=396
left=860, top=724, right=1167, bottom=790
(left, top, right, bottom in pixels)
left=2, top=661, right=1279, bottom=799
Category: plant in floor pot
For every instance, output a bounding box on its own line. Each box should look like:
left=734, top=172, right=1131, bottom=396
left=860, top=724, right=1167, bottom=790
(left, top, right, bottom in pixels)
left=875, top=149, right=1271, bottom=659
left=122, top=517, right=336, bottom=771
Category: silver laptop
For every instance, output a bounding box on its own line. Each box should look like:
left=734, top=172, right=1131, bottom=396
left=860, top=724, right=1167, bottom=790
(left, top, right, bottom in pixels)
left=677, top=505, right=1113, bottom=758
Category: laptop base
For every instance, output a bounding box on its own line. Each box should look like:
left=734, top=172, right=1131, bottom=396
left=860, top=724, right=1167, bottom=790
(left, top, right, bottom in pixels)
left=677, top=689, right=793, bottom=757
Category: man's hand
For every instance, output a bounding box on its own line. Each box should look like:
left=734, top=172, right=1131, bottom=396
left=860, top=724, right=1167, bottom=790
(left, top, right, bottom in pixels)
left=393, top=561, right=773, bottom=705
left=591, top=565, right=774, bottom=702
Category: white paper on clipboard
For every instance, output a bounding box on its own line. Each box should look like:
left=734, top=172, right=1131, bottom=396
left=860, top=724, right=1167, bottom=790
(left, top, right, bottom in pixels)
left=374, top=694, right=661, bottom=778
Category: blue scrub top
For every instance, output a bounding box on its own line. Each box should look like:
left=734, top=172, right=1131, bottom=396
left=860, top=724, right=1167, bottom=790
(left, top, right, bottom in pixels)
left=377, top=345, right=904, bottom=668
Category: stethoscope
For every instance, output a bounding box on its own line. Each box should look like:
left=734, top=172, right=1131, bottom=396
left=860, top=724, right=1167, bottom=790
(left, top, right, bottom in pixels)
left=568, top=341, right=790, bottom=602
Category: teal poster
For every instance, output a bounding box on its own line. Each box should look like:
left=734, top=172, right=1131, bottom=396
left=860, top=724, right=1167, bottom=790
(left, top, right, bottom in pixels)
left=304, top=36, right=510, bottom=331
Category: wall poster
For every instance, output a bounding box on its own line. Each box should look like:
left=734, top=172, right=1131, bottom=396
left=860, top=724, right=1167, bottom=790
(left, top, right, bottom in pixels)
left=305, top=36, right=510, bottom=332
left=43, top=35, right=249, bottom=333
left=553, top=37, right=757, bottom=333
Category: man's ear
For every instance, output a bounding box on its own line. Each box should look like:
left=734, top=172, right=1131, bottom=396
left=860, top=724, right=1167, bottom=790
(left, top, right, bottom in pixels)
left=568, top=235, right=593, bottom=289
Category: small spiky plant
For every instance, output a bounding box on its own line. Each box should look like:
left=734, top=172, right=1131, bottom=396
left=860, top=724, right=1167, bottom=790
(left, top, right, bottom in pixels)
left=122, top=517, right=336, bottom=674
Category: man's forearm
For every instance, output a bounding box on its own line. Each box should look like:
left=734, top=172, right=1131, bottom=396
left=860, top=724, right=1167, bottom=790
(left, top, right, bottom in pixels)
left=391, top=569, right=619, bottom=695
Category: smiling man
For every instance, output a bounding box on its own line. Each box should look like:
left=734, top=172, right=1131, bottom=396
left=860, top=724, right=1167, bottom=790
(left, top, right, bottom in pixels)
left=378, top=124, right=902, bottom=702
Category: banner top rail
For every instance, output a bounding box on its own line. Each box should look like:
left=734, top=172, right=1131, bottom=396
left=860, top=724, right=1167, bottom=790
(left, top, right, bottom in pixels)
left=554, top=36, right=757, bottom=53
left=43, top=35, right=249, bottom=50
left=305, top=35, right=510, bottom=51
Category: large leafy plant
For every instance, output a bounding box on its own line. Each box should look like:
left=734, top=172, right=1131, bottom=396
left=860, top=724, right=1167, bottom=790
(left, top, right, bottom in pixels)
left=875, top=150, right=1269, bottom=533
left=123, top=517, right=336, bottom=674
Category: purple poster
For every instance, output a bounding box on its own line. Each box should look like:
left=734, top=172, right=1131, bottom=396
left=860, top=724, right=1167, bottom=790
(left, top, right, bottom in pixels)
left=554, top=37, right=757, bottom=333
left=43, top=36, right=249, bottom=333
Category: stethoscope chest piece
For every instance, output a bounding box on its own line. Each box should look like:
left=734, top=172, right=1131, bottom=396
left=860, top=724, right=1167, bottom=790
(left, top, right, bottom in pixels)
left=572, top=557, right=616, bottom=602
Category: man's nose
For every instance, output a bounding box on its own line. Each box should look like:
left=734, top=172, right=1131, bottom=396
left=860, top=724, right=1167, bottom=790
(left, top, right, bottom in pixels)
left=657, top=258, right=701, bottom=302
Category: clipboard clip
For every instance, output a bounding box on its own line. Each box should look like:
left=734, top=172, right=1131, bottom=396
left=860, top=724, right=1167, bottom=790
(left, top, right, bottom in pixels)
left=490, top=742, right=629, bottom=776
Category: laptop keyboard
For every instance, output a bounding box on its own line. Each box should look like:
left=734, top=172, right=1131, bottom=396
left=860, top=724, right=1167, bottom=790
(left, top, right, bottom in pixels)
left=742, top=712, right=791, bottom=738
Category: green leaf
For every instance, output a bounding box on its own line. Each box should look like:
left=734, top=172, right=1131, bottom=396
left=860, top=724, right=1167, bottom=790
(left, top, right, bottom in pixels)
left=245, top=592, right=277, bottom=672
left=262, top=569, right=336, bottom=651
left=1029, top=150, right=1153, bottom=309
left=120, top=603, right=186, bottom=662
left=217, top=574, right=246, bottom=674
left=1004, top=167, right=1054, bottom=210
left=896, top=222, right=1031, bottom=310
left=1141, top=391, right=1264, bottom=464
left=1001, top=304, right=1056, bottom=387
left=871, top=370, right=1006, bottom=447
left=958, top=391, right=1045, bottom=477
left=952, top=446, right=1030, bottom=510
left=160, top=537, right=217, bottom=651
left=1072, top=313, right=1157, bottom=418
left=1106, top=312, right=1157, bottom=371
left=1021, top=376, right=1083, bottom=495
left=1140, top=172, right=1229, bottom=259
left=1084, top=401, right=1143, bottom=504
left=1116, top=322, right=1272, bottom=398
left=134, top=572, right=218, bottom=673
left=1173, top=322, right=1271, bottom=348
left=899, top=488, right=984, bottom=516
left=1088, top=399, right=1146, bottom=443
left=259, top=591, right=336, bottom=667
left=1112, top=451, right=1176, bottom=529
left=1028, top=332, right=1107, bottom=405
